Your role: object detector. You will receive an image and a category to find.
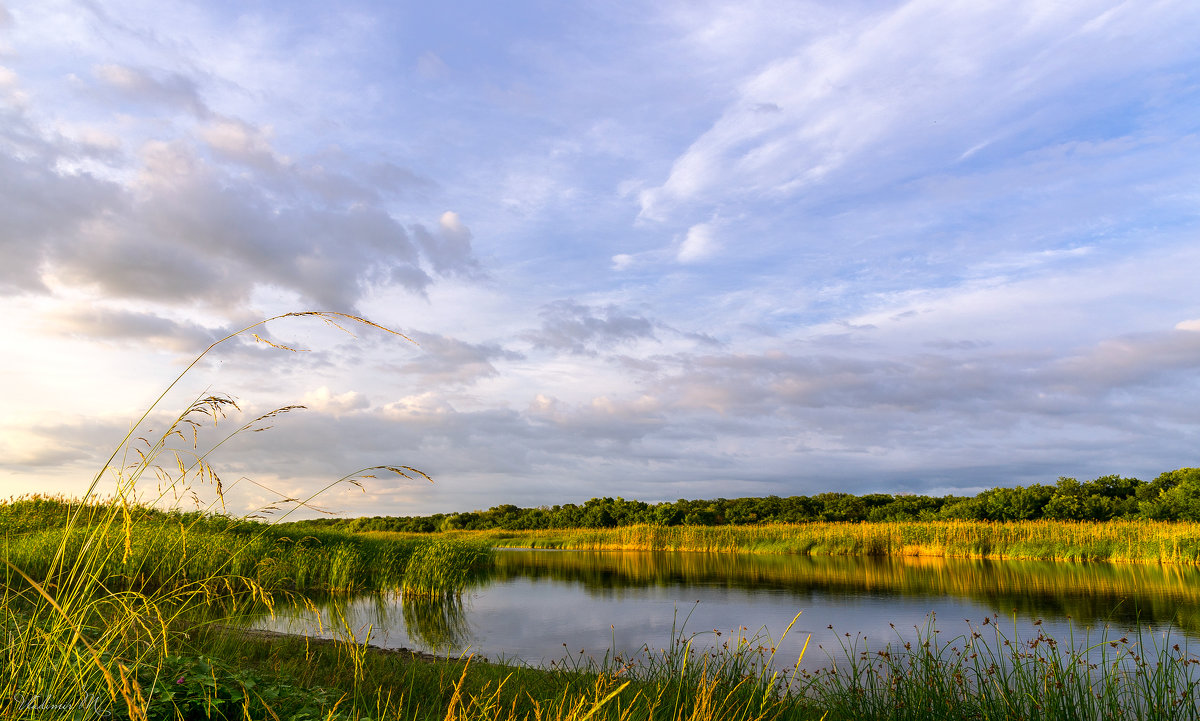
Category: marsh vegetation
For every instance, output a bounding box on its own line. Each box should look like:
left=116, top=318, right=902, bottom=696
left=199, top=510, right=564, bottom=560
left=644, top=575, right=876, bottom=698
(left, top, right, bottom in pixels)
left=414, top=516, right=1200, bottom=564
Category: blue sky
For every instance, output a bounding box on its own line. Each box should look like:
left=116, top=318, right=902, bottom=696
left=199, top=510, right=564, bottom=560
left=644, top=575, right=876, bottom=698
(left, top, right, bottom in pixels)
left=2, top=0, right=1199, bottom=518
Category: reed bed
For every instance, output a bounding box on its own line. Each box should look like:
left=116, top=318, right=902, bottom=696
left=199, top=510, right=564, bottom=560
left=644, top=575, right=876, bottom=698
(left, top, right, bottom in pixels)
left=431, top=519, right=1200, bottom=565
left=7, top=511, right=379, bottom=595
left=402, top=538, right=493, bottom=597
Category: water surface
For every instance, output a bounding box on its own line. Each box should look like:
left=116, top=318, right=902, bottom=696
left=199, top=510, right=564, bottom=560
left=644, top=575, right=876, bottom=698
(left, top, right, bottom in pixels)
left=256, top=549, right=1200, bottom=670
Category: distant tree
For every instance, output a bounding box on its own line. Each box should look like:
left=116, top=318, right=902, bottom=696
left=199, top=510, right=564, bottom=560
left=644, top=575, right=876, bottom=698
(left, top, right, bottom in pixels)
left=860, top=494, right=896, bottom=522
left=938, top=496, right=985, bottom=520
left=778, top=496, right=822, bottom=522
left=816, top=493, right=866, bottom=522
left=582, top=497, right=617, bottom=528
left=277, top=468, right=1196, bottom=533
left=1043, top=477, right=1105, bottom=520
left=653, top=503, right=683, bottom=526
left=874, top=494, right=945, bottom=521
left=725, top=497, right=762, bottom=525
left=978, top=484, right=1054, bottom=521
left=1140, top=468, right=1200, bottom=520
left=682, top=505, right=717, bottom=526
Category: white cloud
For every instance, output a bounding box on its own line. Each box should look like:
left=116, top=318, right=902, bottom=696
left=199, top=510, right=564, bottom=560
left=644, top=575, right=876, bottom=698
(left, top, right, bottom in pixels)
left=200, top=117, right=285, bottom=170
left=677, top=222, right=718, bottom=263
left=523, top=300, right=657, bottom=355
left=43, top=305, right=218, bottom=352
left=1177, top=319, right=1200, bottom=332
left=300, top=387, right=369, bottom=415
left=93, top=63, right=208, bottom=116
left=415, top=211, right=481, bottom=277
left=639, top=0, right=1200, bottom=221
left=389, top=330, right=522, bottom=386
left=0, top=65, right=25, bottom=106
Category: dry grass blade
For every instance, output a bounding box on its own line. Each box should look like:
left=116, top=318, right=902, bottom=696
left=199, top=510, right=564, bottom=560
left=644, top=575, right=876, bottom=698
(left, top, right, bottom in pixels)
left=0, top=311, right=448, bottom=720
left=251, top=333, right=310, bottom=352
left=384, top=465, right=435, bottom=484
left=281, top=311, right=419, bottom=345
left=80, top=311, right=413, bottom=512
left=241, top=404, right=307, bottom=433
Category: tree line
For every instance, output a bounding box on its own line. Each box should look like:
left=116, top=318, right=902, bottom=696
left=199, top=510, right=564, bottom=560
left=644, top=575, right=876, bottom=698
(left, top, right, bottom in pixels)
left=286, top=468, right=1200, bottom=533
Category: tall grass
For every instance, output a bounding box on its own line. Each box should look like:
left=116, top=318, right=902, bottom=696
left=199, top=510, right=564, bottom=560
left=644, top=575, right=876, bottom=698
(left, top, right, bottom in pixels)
left=0, top=312, right=475, bottom=720
left=804, top=614, right=1200, bottom=720
left=402, top=538, right=493, bottom=597
left=433, top=520, right=1200, bottom=565
left=3, top=497, right=491, bottom=599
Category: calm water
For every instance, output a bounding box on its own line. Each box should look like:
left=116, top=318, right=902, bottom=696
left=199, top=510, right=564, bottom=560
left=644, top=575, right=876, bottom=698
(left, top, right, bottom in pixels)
left=255, top=549, right=1200, bottom=670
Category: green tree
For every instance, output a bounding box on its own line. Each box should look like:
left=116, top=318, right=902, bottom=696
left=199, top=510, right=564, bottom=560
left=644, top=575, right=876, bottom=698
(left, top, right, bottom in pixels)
left=1140, top=468, right=1200, bottom=520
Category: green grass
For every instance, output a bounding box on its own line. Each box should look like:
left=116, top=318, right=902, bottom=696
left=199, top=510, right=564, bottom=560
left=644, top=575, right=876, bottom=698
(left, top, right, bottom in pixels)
left=804, top=614, right=1200, bottom=721
left=414, top=519, right=1200, bottom=565
left=402, top=538, right=493, bottom=598
left=0, top=312, right=493, bottom=720
left=182, top=620, right=822, bottom=721
left=2, top=497, right=490, bottom=597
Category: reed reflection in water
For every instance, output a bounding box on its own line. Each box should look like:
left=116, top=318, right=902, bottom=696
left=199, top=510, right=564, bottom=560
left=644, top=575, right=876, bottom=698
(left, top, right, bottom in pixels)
left=491, top=550, right=1200, bottom=633
left=253, top=549, right=1200, bottom=670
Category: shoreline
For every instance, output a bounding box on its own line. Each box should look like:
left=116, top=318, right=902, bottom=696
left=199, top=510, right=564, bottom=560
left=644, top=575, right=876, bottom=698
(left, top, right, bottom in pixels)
left=362, top=519, right=1200, bottom=566
left=209, top=623, right=460, bottom=665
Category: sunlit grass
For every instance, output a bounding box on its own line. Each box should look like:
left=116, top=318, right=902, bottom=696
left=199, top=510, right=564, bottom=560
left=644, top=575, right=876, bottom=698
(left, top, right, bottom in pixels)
left=0, top=312, right=482, bottom=720
left=804, top=614, right=1200, bottom=721
left=424, top=519, right=1200, bottom=565
left=402, top=538, right=492, bottom=598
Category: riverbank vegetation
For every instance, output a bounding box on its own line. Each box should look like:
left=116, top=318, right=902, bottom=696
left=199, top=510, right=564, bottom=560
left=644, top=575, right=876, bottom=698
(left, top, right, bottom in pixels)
left=98, top=608, right=1200, bottom=720
left=293, top=468, right=1200, bottom=533
left=8, top=485, right=1200, bottom=719
left=416, top=517, right=1200, bottom=565
left=0, top=312, right=495, bottom=720
left=2, top=495, right=490, bottom=596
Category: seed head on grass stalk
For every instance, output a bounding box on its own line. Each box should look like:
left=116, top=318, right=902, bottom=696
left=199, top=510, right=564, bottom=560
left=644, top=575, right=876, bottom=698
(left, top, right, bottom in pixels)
left=1, top=311, right=430, bottom=721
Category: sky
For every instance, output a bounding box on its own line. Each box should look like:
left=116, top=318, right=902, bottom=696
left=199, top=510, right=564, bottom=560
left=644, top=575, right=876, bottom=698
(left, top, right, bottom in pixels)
left=2, top=0, right=1199, bottom=519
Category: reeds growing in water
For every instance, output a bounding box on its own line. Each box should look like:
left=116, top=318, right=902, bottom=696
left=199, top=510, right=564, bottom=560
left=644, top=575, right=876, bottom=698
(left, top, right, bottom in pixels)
left=437, top=519, right=1200, bottom=565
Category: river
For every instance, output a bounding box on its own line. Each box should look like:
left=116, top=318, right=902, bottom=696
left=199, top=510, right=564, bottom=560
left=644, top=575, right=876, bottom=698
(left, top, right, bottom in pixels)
left=253, top=548, right=1200, bottom=671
